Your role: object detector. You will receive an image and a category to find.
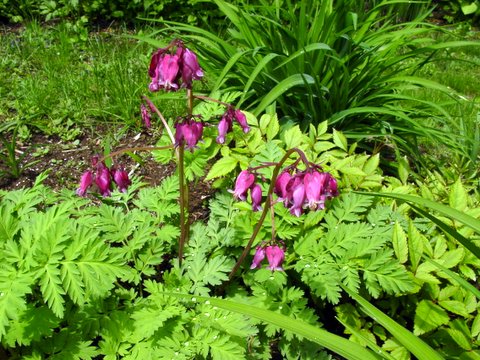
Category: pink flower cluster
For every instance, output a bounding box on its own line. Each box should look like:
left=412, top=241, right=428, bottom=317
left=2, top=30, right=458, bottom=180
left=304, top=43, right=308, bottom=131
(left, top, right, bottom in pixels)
left=250, top=244, right=285, bottom=271
left=77, top=156, right=131, bottom=197
left=148, top=40, right=204, bottom=92
left=275, top=168, right=339, bottom=217
left=216, top=107, right=250, bottom=144
left=232, top=170, right=263, bottom=212
left=232, top=166, right=339, bottom=217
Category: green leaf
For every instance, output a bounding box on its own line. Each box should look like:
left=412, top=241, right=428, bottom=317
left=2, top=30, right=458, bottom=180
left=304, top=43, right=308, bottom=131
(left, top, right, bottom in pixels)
left=344, top=287, right=444, bottom=360
left=363, top=154, right=379, bottom=175
left=4, top=305, right=59, bottom=347
left=414, top=300, right=450, bottom=335
left=333, top=129, right=348, bottom=151
left=461, top=2, right=478, bottom=15
left=392, top=222, right=408, bottom=264
left=39, top=264, right=66, bottom=318
left=205, top=156, right=238, bottom=180
left=446, top=319, right=472, bottom=350
left=408, top=221, right=423, bottom=271
left=357, top=192, right=480, bottom=235
left=283, top=125, right=304, bottom=149
left=0, top=268, right=33, bottom=339
left=426, top=258, right=480, bottom=300
left=438, top=300, right=470, bottom=317
left=449, top=179, right=468, bottom=212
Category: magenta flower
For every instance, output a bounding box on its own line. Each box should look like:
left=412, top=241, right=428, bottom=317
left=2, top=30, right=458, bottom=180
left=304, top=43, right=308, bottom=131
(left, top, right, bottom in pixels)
left=159, top=54, right=180, bottom=90
left=95, top=164, right=112, bottom=197
left=76, top=171, right=93, bottom=197
left=234, top=110, right=250, bottom=133
left=304, top=171, right=327, bottom=210
left=286, top=174, right=306, bottom=217
left=250, top=183, right=263, bottom=212
left=175, top=119, right=204, bottom=150
left=216, top=107, right=249, bottom=144
left=180, top=48, right=204, bottom=88
left=274, top=171, right=291, bottom=202
left=250, top=246, right=266, bottom=269
left=112, top=168, right=131, bottom=193
left=233, top=170, right=255, bottom=200
left=141, top=104, right=151, bottom=128
left=265, top=245, right=285, bottom=271
left=216, top=116, right=233, bottom=144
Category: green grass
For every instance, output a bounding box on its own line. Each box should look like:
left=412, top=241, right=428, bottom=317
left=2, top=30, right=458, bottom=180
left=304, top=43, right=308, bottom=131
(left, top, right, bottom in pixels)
left=0, top=21, right=163, bottom=140
left=407, top=27, right=480, bottom=177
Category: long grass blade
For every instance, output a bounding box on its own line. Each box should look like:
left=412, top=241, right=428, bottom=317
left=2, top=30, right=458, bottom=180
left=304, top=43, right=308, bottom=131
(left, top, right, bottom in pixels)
left=163, top=292, right=381, bottom=360
left=253, top=74, right=315, bottom=116
left=342, top=286, right=444, bottom=360
left=355, top=191, right=480, bottom=234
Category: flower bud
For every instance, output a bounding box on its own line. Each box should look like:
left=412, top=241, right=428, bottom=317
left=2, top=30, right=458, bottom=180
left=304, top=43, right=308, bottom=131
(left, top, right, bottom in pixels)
left=250, top=183, right=263, bottom=212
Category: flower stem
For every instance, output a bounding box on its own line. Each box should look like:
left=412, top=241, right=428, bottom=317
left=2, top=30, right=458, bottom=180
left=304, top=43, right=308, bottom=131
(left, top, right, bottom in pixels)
left=99, top=145, right=174, bottom=163
left=178, top=143, right=187, bottom=265
left=193, top=94, right=231, bottom=107
left=228, top=148, right=304, bottom=279
left=142, top=95, right=176, bottom=145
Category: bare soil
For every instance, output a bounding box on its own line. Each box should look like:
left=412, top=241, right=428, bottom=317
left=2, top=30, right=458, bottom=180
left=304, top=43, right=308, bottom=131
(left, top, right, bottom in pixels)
left=0, top=126, right=215, bottom=222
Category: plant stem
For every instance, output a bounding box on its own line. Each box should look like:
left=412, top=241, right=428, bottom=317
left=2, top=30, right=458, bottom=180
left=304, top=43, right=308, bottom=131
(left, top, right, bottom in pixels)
left=99, top=145, right=174, bottom=162
left=142, top=95, right=176, bottom=145
left=178, top=144, right=187, bottom=265
left=193, top=94, right=231, bottom=107
left=229, top=148, right=304, bottom=280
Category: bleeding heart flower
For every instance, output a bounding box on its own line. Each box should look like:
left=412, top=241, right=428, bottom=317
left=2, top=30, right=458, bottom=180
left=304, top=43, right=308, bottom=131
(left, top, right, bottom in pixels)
left=265, top=245, right=285, bottom=271
left=250, top=246, right=266, bottom=269
left=76, top=171, right=93, bottom=196
left=232, top=170, right=255, bottom=201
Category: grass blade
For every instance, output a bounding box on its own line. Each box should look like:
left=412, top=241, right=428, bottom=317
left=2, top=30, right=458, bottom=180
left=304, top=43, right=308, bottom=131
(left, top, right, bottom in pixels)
left=355, top=191, right=480, bottom=234
left=342, top=286, right=444, bottom=360
left=163, top=292, right=381, bottom=360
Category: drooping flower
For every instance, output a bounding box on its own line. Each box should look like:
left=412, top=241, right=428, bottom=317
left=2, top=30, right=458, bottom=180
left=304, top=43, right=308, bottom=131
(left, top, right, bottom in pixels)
left=234, top=110, right=249, bottom=133
left=216, top=107, right=249, bottom=144
left=232, top=170, right=255, bottom=201
left=286, top=174, right=306, bottom=217
left=95, top=163, right=112, bottom=197
left=141, top=104, right=151, bottom=128
left=265, top=245, right=285, bottom=271
left=250, top=246, right=266, bottom=269
left=250, top=183, right=263, bottom=212
left=148, top=41, right=203, bottom=92
left=304, top=171, right=326, bottom=210
left=111, top=168, right=131, bottom=193
left=76, top=171, right=93, bottom=197
left=216, top=115, right=233, bottom=144
left=180, top=48, right=204, bottom=88
left=175, top=118, right=204, bottom=150
left=274, top=171, right=291, bottom=202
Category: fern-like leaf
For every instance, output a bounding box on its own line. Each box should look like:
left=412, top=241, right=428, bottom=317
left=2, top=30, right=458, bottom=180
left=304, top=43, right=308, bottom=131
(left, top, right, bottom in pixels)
left=39, top=264, right=66, bottom=317
left=0, top=266, right=33, bottom=339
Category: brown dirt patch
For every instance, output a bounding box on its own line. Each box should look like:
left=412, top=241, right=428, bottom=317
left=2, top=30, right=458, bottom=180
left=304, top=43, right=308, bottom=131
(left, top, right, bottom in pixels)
left=0, top=126, right=215, bottom=222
